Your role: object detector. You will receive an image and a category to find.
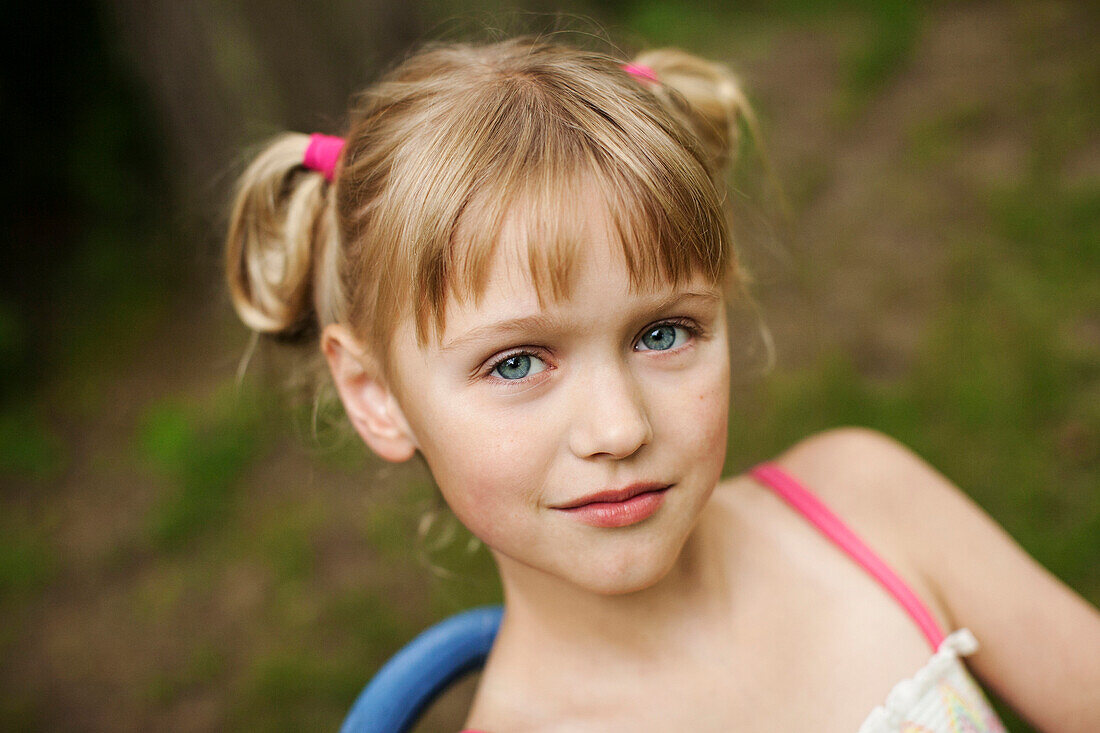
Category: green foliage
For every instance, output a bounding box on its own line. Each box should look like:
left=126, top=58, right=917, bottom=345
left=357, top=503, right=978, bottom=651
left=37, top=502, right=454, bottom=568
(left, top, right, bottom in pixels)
left=233, top=591, right=415, bottom=733
left=839, top=0, right=922, bottom=112
left=51, top=229, right=171, bottom=414
left=625, top=0, right=730, bottom=48
left=256, top=499, right=327, bottom=583
left=137, top=387, right=273, bottom=552
left=144, top=642, right=227, bottom=705
left=236, top=650, right=352, bottom=732
left=325, top=587, right=419, bottom=655
left=986, top=180, right=1100, bottom=293
left=425, top=525, right=502, bottom=616
left=0, top=407, right=67, bottom=481
left=362, top=481, right=436, bottom=561
left=626, top=0, right=922, bottom=117
left=361, top=480, right=502, bottom=611
left=0, top=521, right=58, bottom=602
left=905, top=101, right=994, bottom=167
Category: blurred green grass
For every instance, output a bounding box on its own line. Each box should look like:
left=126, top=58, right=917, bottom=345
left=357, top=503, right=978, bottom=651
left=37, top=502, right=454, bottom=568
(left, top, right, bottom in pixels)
left=137, top=388, right=273, bottom=552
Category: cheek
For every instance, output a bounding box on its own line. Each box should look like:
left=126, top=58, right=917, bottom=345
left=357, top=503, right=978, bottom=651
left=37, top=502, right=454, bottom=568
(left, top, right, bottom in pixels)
left=695, top=378, right=731, bottom=457
left=667, top=349, right=730, bottom=468
left=419, top=397, right=551, bottom=475
left=406, top=394, right=553, bottom=539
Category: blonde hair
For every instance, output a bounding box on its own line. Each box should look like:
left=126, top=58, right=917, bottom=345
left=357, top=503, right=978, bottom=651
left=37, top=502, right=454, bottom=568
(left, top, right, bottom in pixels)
left=226, top=37, right=752, bottom=374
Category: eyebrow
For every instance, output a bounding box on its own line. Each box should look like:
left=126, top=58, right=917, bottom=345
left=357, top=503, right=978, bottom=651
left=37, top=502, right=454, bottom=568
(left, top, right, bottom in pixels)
left=437, top=289, right=721, bottom=353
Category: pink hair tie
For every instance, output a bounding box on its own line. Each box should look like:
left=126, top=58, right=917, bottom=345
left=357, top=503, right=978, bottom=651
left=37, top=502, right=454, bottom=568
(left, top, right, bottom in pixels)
left=622, top=63, right=659, bottom=84
left=302, top=133, right=345, bottom=182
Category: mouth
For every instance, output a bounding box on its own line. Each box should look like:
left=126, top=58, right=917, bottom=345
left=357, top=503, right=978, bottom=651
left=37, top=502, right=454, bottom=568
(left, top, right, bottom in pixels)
left=552, top=483, right=671, bottom=528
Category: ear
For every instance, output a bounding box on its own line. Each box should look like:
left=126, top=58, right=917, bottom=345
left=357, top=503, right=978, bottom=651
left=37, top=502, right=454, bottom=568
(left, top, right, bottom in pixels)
left=321, top=324, right=418, bottom=463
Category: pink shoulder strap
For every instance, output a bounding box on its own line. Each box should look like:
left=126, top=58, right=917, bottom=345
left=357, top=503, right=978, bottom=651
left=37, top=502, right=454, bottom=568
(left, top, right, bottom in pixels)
left=749, top=463, right=945, bottom=650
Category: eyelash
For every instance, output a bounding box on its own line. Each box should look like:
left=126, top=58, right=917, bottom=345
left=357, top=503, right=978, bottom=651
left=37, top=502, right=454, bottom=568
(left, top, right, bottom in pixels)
left=634, top=317, right=702, bottom=352
left=482, top=347, right=552, bottom=383
left=479, top=317, right=703, bottom=384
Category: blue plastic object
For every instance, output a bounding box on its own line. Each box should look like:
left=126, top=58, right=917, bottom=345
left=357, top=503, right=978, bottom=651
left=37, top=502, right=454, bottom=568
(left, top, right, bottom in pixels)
left=340, top=605, right=504, bottom=733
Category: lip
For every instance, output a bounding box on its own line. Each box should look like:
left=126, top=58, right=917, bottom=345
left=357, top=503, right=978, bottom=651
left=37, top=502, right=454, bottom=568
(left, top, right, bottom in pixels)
left=552, top=483, right=671, bottom=528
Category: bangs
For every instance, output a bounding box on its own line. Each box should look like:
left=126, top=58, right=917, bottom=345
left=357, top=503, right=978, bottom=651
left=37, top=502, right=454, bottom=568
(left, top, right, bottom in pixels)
left=446, top=159, right=728, bottom=315
left=365, top=49, right=734, bottom=345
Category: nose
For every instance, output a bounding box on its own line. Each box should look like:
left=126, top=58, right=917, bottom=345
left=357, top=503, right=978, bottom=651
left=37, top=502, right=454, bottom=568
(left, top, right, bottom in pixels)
left=568, top=362, right=653, bottom=460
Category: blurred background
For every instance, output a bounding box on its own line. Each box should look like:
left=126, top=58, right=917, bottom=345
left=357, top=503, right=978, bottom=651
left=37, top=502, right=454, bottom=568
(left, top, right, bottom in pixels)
left=2, top=1, right=1097, bottom=730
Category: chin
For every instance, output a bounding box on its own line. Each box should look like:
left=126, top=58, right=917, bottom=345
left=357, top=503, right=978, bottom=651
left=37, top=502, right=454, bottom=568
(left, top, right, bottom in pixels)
left=583, top=573, right=669, bottom=596
left=565, top=540, right=682, bottom=596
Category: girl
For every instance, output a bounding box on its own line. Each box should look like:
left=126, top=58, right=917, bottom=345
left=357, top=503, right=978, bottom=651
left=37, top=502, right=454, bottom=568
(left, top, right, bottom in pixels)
left=225, top=37, right=1100, bottom=732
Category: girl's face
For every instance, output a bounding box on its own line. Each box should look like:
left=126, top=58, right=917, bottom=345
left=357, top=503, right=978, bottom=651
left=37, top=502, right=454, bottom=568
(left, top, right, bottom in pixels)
left=386, top=201, right=731, bottom=595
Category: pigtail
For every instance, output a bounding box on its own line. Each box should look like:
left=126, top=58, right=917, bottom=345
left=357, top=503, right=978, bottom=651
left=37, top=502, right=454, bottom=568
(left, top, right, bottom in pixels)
left=225, top=133, right=343, bottom=343
left=630, top=49, right=758, bottom=180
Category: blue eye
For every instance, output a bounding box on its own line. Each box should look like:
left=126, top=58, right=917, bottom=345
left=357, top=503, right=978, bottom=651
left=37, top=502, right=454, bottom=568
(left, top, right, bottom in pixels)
left=636, top=324, right=689, bottom=351
left=492, top=353, right=547, bottom=380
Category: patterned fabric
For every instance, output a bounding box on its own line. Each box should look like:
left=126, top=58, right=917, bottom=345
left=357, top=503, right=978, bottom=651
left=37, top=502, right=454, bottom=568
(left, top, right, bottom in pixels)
left=858, top=629, right=1006, bottom=733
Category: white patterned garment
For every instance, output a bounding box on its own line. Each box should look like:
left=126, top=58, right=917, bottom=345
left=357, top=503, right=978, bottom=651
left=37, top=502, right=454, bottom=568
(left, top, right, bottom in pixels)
left=858, top=629, right=1006, bottom=733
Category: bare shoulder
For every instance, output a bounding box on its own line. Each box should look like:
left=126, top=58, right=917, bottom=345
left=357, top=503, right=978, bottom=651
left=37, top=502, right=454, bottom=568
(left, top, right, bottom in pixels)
left=764, top=426, right=960, bottom=551
left=771, top=425, right=947, bottom=496
left=765, top=427, right=1100, bottom=731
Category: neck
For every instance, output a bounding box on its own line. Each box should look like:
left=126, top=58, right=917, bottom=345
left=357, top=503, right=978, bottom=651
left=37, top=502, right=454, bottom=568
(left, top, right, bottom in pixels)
left=491, top=507, right=734, bottom=658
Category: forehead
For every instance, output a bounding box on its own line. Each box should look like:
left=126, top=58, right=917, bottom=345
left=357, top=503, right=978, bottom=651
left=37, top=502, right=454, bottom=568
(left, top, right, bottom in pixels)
left=467, top=184, right=614, bottom=294
left=456, top=194, right=622, bottom=312
left=437, top=199, right=723, bottom=346
left=424, top=170, right=727, bottom=347
left=444, top=190, right=659, bottom=326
